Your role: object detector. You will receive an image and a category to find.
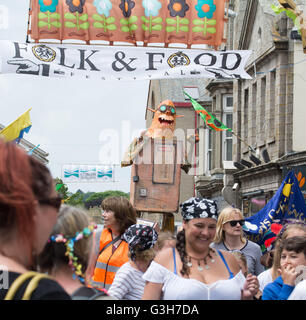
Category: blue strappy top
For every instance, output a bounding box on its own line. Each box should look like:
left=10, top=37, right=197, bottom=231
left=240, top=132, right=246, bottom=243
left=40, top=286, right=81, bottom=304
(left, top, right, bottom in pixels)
left=172, top=247, right=234, bottom=279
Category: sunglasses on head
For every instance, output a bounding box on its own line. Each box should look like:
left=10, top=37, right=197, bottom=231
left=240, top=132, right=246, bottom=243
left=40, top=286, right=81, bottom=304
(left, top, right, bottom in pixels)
left=227, top=220, right=245, bottom=227
left=39, top=196, right=62, bottom=210
left=158, top=104, right=176, bottom=115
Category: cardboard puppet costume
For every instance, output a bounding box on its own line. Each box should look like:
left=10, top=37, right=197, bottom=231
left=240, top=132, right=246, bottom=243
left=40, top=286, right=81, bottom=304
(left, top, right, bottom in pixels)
left=121, top=100, right=196, bottom=219
left=121, top=100, right=191, bottom=173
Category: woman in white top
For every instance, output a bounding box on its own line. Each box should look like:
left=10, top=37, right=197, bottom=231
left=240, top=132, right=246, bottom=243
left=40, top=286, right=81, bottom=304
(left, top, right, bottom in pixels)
left=108, top=224, right=157, bottom=300
left=142, top=198, right=259, bottom=300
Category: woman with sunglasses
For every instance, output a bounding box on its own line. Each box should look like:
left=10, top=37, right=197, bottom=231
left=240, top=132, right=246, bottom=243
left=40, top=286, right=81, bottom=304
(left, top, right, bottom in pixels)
left=0, top=140, right=70, bottom=300
left=142, top=198, right=259, bottom=300
left=211, top=207, right=264, bottom=276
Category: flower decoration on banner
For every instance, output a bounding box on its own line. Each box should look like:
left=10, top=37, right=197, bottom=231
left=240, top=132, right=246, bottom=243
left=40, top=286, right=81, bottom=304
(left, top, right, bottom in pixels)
left=168, top=0, right=190, bottom=18
left=65, top=0, right=89, bottom=31
left=93, top=0, right=112, bottom=16
left=193, top=0, right=217, bottom=36
left=119, top=0, right=137, bottom=34
left=142, top=0, right=162, bottom=17
left=262, top=222, right=283, bottom=252
left=166, top=0, right=190, bottom=34
left=38, top=0, right=61, bottom=30
left=66, top=0, right=85, bottom=13
left=195, top=0, right=216, bottom=19
left=119, top=0, right=135, bottom=18
left=141, top=0, right=162, bottom=33
left=92, top=0, right=116, bottom=32
left=39, top=0, right=59, bottom=13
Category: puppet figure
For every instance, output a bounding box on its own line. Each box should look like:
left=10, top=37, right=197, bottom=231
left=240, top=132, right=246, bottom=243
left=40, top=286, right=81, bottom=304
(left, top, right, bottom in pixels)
left=121, top=99, right=198, bottom=232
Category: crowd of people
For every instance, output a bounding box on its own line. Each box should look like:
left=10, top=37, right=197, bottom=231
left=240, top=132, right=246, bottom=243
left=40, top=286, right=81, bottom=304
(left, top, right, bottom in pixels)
left=0, top=140, right=305, bottom=300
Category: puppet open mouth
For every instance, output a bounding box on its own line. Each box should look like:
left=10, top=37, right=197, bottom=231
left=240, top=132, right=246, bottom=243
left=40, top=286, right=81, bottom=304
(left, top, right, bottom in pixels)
left=158, top=117, right=174, bottom=126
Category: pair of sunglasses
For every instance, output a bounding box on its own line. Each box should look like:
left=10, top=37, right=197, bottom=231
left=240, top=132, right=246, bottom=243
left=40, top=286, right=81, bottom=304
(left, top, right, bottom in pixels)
left=158, top=105, right=176, bottom=115
left=39, top=196, right=62, bottom=210
left=227, top=220, right=245, bottom=227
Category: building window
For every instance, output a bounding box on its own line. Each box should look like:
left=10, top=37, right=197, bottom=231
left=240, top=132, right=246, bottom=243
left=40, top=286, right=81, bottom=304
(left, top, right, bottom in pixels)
left=183, top=86, right=200, bottom=100
left=205, top=128, right=212, bottom=174
left=222, top=94, right=233, bottom=161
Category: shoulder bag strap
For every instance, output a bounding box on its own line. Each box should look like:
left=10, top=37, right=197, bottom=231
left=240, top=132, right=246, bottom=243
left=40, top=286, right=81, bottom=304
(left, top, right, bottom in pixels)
left=98, top=235, right=121, bottom=257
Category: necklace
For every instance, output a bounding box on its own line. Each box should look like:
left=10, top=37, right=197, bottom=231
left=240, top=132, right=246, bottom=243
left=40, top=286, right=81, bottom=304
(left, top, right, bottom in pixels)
left=186, top=248, right=215, bottom=271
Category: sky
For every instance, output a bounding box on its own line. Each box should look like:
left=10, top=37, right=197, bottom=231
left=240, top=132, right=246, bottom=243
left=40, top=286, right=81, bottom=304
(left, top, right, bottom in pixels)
left=0, top=0, right=150, bottom=193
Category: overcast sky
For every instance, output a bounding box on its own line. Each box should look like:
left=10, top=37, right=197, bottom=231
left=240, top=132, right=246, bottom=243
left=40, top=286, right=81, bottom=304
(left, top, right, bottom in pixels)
left=0, top=0, right=150, bottom=193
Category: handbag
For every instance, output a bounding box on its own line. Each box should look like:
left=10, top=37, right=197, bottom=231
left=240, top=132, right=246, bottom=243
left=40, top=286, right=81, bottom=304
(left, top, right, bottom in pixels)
left=4, top=271, right=51, bottom=300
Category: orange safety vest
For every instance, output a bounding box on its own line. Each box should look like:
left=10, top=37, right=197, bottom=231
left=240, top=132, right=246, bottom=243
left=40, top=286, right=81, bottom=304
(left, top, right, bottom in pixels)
left=92, top=228, right=129, bottom=290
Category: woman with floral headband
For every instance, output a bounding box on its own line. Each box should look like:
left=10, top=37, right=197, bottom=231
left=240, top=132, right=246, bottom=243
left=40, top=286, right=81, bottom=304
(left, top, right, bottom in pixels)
left=142, top=197, right=259, bottom=300
left=38, top=204, right=113, bottom=299
left=108, top=224, right=158, bottom=300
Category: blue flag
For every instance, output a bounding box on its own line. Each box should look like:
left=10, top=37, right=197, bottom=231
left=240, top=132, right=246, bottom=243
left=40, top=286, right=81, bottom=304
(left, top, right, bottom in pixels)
left=243, top=170, right=306, bottom=252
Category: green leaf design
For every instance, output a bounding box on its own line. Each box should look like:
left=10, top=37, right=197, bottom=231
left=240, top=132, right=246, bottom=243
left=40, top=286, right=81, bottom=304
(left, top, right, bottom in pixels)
left=38, top=20, right=48, bottom=27
left=107, top=24, right=117, bottom=31
left=166, top=18, right=176, bottom=25
left=129, top=24, right=138, bottom=31
left=80, top=22, right=90, bottom=30
left=192, top=26, right=203, bottom=32
left=180, top=26, right=189, bottom=32
left=152, top=24, right=162, bottom=31
left=93, top=14, right=104, bottom=21
left=207, top=27, right=216, bottom=34
left=152, top=17, right=163, bottom=24
left=79, top=14, right=88, bottom=21
left=129, top=16, right=138, bottom=23
left=141, top=16, right=149, bottom=23
left=207, top=19, right=217, bottom=26
left=106, top=17, right=115, bottom=24
left=50, top=13, right=60, bottom=20
left=180, top=18, right=189, bottom=25
left=65, top=21, right=76, bottom=28
left=121, top=26, right=130, bottom=32
left=38, top=12, right=47, bottom=19
left=120, top=18, right=129, bottom=25
left=193, top=19, right=204, bottom=26
left=51, top=21, right=61, bottom=28
left=142, top=25, right=149, bottom=31
left=93, top=21, right=104, bottom=28
left=65, top=12, right=76, bottom=20
left=166, top=26, right=176, bottom=32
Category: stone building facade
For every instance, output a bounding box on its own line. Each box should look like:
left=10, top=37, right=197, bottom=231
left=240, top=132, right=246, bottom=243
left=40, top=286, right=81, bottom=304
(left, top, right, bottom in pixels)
left=144, top=0, right=306, bottom=224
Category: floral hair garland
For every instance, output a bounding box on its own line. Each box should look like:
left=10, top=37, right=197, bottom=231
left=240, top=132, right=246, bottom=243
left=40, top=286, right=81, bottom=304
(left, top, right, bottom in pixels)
left=49, top=223, right=97, bottom=283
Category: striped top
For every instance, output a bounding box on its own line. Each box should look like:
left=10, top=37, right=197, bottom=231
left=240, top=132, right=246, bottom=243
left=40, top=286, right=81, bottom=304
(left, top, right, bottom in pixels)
left=108, top=262, right=146, bottom=300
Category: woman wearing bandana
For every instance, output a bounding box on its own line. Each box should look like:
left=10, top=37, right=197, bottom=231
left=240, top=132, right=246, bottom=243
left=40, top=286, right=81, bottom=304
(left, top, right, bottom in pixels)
left=108, top=224, right=158, bottom=300
left=142, top=197, right=259, bottom=300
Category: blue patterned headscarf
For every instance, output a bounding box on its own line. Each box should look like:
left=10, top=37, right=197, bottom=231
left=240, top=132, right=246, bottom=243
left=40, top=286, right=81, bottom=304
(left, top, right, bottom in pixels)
left=122, top=224, right=158, bottom=261
left=180, top=197, right=218, bottom=221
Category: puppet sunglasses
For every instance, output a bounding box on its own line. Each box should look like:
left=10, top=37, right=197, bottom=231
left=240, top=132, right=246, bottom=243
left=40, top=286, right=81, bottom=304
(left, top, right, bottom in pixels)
left=158, top=105, right=176, bottom=115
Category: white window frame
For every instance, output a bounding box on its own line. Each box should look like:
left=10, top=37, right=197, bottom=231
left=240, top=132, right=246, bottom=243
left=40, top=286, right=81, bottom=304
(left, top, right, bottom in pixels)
left=204, top=128, right=212, bottom=175
left=222, top=94, right=233, bottom=162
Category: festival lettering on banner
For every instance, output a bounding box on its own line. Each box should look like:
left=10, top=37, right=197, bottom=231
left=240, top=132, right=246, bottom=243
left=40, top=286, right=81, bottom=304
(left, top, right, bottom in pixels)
left=29, top=0, right=229, bottom=49
left=0, top=41, right=252, bottom=80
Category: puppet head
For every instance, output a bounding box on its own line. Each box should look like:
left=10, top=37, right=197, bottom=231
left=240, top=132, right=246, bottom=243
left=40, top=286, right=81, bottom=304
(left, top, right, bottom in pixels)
left=146, top=100, right=183, bottom=139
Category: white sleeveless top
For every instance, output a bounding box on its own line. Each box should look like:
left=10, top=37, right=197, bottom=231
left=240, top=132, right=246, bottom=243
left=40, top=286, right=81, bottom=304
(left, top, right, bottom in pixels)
left=143, top=261, right=245, bottom=300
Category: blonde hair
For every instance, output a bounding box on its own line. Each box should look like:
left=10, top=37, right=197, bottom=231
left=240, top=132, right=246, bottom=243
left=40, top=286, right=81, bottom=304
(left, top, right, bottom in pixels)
left=214, top=207, right=246, bottom=244
left=128, top=247, right=156, bottom=264
left=271, top=223, right=306, bottom=280
left=155, top=231, right=176, bottom=251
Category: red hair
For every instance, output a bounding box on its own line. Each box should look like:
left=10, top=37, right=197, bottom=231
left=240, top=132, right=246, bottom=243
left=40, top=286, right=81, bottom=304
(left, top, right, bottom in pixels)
left=0, top=139, right=53, bottom=263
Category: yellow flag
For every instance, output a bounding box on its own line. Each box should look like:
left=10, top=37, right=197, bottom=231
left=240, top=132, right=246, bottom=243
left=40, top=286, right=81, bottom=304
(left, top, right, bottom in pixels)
left=0, top=108, right=32, bottom=142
